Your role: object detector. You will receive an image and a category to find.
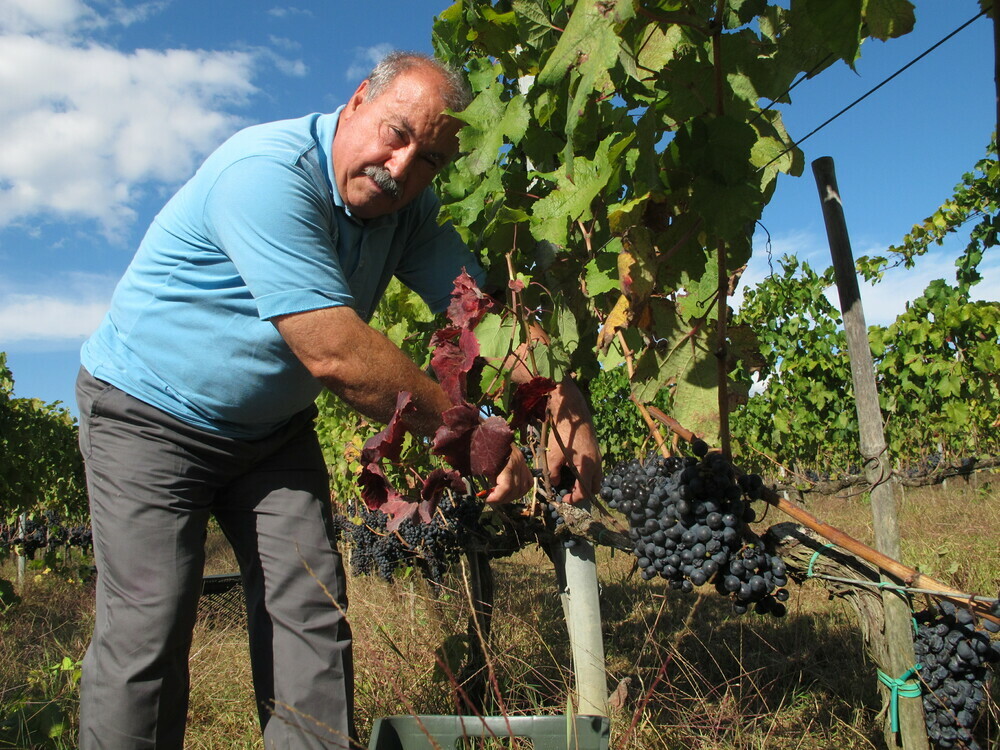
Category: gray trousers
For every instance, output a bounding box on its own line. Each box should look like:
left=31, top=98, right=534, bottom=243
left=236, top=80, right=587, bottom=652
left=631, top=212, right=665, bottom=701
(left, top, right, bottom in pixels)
left=76, top=368, right=355, bottom=749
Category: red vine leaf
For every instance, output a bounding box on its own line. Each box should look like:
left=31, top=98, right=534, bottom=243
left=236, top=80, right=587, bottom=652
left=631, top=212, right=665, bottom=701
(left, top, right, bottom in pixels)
left=421, top=467, right=466, bottom=503
left=469, top=416, right=514, bottom=479
left=381, top=497, right=420, bottom=531
left=431, top=402, right=481, bottom=476
left=432, top=392, right=514, bottom=481
left=359, top=460, right=407, bottom=511
left=447, top=269, right=494, bottom=329
left=430, top=326, right=480, bottom=405
left=510, top=376, right=556, bottom=429
left=358, top=391, right=414, bottom=510
left=360, top=391, right=414, bottom=464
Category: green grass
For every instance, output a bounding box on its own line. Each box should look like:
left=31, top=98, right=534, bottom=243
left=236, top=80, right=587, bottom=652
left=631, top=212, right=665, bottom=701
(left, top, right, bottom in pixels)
left=1, top=476, right=998, bottom=749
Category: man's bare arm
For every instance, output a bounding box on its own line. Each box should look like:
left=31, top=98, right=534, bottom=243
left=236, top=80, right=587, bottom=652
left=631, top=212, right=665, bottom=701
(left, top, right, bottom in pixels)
left=275, top=306, right=452, bottom=436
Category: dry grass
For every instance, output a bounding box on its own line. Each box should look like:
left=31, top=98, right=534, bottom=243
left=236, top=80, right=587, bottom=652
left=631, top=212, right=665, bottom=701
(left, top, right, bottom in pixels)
left=1, top=475, right=997, bottom=749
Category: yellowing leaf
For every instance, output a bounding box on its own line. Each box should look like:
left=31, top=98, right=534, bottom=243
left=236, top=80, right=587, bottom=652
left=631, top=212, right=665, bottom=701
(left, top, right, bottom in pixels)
left=597, top=294, right=631, bottom=352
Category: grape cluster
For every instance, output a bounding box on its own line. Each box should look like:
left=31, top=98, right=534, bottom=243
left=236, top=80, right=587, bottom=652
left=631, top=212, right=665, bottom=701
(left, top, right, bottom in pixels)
left=600, top=441, right=789, bottom=616
left=914, top=599, right=1000, bottom=749
left=544, top=468, right=582, bottom=550
left=0, top=513, right=93, bottom=558
left=338, top=492, right=483, bottom=584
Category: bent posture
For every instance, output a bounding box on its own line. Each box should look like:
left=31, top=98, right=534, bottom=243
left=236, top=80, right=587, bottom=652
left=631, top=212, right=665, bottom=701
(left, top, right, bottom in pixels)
left=77, top=51, right=599, bottom=749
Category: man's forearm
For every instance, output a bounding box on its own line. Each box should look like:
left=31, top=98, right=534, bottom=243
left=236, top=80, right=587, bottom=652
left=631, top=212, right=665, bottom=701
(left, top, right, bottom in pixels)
left=321, top=325, right=452, bottom=436
left=274, top=306, right=452, bottom=436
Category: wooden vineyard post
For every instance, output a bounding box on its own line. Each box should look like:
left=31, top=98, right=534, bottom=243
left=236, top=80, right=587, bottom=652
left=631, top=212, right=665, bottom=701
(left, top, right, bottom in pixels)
left=812, top=156, right=929, bottom=750
left=460, top=549, right=494, bottom=712
left=17, top=512, right=27, bottom=587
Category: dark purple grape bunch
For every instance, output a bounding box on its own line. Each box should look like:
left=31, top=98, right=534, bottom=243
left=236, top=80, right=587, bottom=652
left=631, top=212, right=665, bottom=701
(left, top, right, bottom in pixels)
left=914, top=598, right=1000, bottom=749
left=341, top=492, right=483, bottom=584
left=600, top=440, right=788, bottom=616
left=545, top=466, right=581, bottom=549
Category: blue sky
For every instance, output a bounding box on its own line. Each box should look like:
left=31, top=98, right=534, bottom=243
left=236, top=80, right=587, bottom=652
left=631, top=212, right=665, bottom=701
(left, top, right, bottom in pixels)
left=0, top=0, right=996, bottom=416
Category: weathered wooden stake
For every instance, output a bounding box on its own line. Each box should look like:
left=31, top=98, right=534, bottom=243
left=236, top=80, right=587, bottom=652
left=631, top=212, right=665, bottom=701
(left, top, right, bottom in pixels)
left=17, top=512, right=27, bottom=587
left=812, top=156, right=928, bottom=750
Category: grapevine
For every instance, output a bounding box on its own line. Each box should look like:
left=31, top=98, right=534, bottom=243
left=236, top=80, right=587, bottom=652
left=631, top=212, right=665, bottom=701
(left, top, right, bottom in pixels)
left=0, top=513, right=94, bottom=559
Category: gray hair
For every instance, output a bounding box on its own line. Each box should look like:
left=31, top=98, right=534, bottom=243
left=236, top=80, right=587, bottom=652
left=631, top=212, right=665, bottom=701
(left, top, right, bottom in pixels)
left=364, top=51, right=472, bottom=112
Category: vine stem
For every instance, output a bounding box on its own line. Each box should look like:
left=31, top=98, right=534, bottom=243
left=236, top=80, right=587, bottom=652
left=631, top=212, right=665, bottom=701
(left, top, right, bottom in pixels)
left=616, top=330, right=670, bottom=458
left=711, top=0, right=732, bottom=461
left=505, top=246, right=539, bottom=374
left=644, top=405, right=1000, bottom=624
left=715, top=239, right=732, bottom=460
left=711, top=0, right=726, bottom=117
left=576, top=219, right=594, bottom=255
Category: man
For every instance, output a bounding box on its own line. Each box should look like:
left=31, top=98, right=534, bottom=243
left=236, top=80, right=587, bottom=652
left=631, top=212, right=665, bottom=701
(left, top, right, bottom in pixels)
left=76, top=51, right=601, bottom=749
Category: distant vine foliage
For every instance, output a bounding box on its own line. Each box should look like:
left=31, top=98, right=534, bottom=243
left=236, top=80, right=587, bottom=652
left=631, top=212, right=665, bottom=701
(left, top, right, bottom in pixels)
left=0, top=353, right=89, bottom=546
left=588, top=364, right=672, bottom=468
left=733, top=139, right=1000, bottom=475
left=0, top=512, right=93, bottom=559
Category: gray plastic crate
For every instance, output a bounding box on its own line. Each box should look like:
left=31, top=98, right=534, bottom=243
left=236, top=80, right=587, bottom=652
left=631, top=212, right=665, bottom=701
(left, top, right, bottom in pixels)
left=368, top=714, right=610, bottom=750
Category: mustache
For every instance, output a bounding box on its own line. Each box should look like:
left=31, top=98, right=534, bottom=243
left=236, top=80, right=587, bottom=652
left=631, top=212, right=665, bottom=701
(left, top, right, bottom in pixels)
left=363, top=165, right=401, bottom=200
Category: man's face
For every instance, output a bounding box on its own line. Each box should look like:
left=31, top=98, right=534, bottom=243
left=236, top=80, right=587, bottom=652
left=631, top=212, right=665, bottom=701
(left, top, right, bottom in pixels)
left=332, top=66, right=461, bottom=220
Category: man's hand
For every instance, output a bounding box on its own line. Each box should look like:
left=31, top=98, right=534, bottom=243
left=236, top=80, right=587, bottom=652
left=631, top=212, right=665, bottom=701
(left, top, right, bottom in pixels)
left=545, top=380, right=602, bottom=504
left=483, top=444, right=533, bottom=505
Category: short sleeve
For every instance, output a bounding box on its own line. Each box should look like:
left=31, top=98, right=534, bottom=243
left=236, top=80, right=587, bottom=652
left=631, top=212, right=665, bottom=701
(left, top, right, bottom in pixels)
left=202, top=155, right=355, bottom=320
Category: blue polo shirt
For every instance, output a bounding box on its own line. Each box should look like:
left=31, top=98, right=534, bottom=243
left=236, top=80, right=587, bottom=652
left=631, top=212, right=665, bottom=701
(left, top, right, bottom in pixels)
left=81, top=109, right=483, bottom=438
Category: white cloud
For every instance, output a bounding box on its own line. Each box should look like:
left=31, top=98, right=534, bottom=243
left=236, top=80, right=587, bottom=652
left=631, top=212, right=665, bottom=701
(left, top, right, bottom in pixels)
left=267, top=6, right=312, bottom=19
left=0, top=0, right=94, bottom=34
left=346, top=43, right=393, bottom=83
left=0, top=272, right=115, bottom=346
left=101, top=0, right=171, bottom=29
left=737, top=226, right=999, bottom=328
left=255, top=46, right=307, bottom=77
left=0, top=35, right=257, bottom=233
left=268, top=35, right=301, bottom=52
left=0, top=295, right=108, bottom=343
left=0, top=2, right=262, bottom=236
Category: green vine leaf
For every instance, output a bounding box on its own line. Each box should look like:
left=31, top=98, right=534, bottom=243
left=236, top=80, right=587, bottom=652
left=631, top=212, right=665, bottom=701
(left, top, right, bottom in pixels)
left=455, top=83, right=530, bottom=176
left=863, top=0, right=916, bottom=41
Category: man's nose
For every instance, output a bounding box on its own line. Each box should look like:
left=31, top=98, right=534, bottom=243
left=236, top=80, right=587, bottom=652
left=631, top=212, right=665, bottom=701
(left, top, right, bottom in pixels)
left=386, top=146, right=417, bottom=181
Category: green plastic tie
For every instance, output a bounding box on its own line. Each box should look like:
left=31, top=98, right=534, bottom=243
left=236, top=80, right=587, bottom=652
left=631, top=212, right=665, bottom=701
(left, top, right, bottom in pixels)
left=806, top=544, right=836, bottom=578
left=877, top=665, right=923, bottom=733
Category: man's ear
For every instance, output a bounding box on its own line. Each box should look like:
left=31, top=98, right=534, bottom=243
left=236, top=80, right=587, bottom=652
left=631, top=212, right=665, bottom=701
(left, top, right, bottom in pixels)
left=343, top=79, right=369, bottom=116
